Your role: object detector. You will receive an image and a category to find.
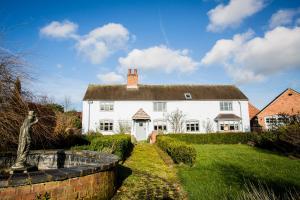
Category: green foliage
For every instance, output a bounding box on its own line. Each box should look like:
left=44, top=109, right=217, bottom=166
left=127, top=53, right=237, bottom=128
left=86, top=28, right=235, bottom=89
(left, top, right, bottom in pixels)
left=157, top=136, right=196, bottom=166
left=254, top=124, right=300, bottom=156
left=164, top=132, right=258, bottom=144
left=72, top=134, right=133, bottom=160
left=46, top=103, right=64, bottom=113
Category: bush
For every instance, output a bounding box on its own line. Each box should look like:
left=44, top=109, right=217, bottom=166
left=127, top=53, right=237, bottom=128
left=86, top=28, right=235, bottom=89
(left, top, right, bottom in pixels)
left=254, top=124, right=300, bottom=156
left=72, top=134, right=133, bottom=160
left=157, top=136, right=196, bottom=166
left=165, top=132, right=258, bottom=144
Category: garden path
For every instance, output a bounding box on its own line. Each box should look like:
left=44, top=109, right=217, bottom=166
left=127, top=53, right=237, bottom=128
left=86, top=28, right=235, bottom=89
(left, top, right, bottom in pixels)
left=112, top=143, right=186, bottom=200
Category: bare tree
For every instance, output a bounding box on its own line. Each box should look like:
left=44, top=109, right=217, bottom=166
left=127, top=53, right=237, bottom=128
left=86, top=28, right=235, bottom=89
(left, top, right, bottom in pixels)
left=64, top=96, right=71, bottom=112
left=166, top=109, right=185, bottom=133
left=0, top=46, right=56, bottom=151
left=118, top=120, right=131, bottom=134
left=202, top=118, right=214, bottom=133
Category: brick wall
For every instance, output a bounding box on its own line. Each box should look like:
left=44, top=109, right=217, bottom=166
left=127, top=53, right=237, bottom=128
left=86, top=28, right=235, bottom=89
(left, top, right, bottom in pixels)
left=257, top=88, right=300, bottom=129
left=0, top=169, right=116, bottom=200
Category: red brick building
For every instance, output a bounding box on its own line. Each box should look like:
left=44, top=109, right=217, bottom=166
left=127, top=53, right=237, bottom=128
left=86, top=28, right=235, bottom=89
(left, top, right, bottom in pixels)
left=255, top=88, right=300, bottom=130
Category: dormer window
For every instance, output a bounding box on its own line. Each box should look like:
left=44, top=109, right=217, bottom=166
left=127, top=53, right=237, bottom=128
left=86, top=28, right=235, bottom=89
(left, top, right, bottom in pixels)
left=184, top=93, right=192, bottom=100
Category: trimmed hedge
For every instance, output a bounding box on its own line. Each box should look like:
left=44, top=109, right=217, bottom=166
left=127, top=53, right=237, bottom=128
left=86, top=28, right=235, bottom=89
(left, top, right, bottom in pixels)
left=72, top=134, right=133, bottom=160
left=157, top=136, right=196, bottom=166
left=165, top=132, right=257, bottom=144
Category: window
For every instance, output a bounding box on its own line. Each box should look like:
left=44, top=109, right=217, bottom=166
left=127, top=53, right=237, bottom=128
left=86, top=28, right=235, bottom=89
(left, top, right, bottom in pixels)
left=153, top=102, right=167, bottom=112
left=219, top=121, right=239, bottom=132
left=186, top=121, right=199, bottom=132
left=153, top=120, right=167, bottom=132
left=184, top=93, right=192, bottom=100
left=99, top=120, right=113, bottom=131
left=100, top=102, right=114, bottom=111
left=220, top=101, right=233, bottom=111
left=265, top=115, right=287, bottom=129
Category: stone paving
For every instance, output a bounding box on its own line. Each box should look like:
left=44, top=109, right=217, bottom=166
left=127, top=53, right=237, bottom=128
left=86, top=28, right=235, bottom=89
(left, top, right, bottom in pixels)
left=112, top=143, right=186, bottom=200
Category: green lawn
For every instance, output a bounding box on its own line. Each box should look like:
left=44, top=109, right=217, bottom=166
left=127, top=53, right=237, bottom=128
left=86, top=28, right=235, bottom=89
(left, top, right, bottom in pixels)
left=177, top=144, right=300, bottom=200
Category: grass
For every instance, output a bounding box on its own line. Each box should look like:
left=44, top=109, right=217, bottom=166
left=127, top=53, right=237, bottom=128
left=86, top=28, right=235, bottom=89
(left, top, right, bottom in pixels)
left=177, top=144, right=300, bottom=200
left=113, top=143, right=186, bottom=200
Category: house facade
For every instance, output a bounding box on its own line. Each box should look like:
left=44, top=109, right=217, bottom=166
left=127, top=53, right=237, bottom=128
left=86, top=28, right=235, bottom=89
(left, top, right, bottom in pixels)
left=82, top=69, right=250, bottom=140
left=255, top=88, right=300, bottom=130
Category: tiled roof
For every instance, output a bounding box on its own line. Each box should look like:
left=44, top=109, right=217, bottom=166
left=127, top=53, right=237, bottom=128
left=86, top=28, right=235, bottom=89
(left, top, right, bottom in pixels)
left=132, top=108, right=150, bottom=120
left=215, top=114, right=241, bottom=120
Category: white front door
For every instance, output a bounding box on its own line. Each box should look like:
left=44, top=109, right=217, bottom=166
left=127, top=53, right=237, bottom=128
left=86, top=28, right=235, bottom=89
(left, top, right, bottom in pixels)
left=135, top=121, right=147, bottom=141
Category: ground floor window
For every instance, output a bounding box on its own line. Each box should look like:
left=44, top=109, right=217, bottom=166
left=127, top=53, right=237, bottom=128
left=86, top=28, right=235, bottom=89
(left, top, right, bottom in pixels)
left=265, top=115, right=287, bottom=129
left=99, top=120, right=113, bottom=131
left=219, top=121, right=239, bottom=132
left=186, top=120, right=199, bottom=132
left=153, top=120, right=167, bottom=132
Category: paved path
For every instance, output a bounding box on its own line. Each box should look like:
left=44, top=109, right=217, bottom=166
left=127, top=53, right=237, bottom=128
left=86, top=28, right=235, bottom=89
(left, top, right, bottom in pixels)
left=112, top=143, right=186, bottom=200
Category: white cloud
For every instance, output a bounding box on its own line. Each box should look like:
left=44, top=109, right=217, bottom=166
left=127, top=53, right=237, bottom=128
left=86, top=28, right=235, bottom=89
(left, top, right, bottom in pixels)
left=40, top=20, right=78, bottom=38
left=41, top=21, right=131, bottom=64
left=119, top=45, right=199, bottom=73
left=97, top=72, right=124, bottom=84
left=207, top=0, right=265, bottom=32
left=269, top=8, right=300, bottom=29
left=76, top=23, right=130, bottom=64
left=201, top=26, right=300, bottom=83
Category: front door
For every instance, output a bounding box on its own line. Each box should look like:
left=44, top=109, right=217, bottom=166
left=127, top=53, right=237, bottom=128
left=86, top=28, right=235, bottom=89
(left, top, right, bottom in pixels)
left=135, top=121, right=147, bottom=141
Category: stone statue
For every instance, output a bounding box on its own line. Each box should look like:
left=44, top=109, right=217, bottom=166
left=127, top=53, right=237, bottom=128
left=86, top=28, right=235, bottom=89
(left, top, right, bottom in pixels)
left=11, top=111, right=38, bottom=171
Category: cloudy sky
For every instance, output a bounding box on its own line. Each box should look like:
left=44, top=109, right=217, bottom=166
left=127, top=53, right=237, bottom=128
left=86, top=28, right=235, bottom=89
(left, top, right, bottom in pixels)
left=1, top=0, right=300, bottom=110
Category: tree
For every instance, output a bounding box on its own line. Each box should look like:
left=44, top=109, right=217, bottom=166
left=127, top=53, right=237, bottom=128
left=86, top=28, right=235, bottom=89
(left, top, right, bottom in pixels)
left=202, top=118, right=214, bottom=133
left=64, top=96, right=72, bottom=112
left=166, top=109, right=185, bottom=133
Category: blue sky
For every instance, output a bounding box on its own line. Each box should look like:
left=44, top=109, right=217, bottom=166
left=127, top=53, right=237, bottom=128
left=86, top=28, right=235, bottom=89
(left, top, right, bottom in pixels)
left=1, top=0, right=300, bottom=110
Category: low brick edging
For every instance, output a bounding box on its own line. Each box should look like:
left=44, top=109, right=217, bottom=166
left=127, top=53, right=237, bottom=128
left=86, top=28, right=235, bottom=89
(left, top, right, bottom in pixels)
left=0, top=168, right=116, bottom=200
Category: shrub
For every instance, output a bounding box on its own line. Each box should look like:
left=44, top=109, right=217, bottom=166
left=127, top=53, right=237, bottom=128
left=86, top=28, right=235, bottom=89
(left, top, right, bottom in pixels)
left=165, top=132, right=258, bottom=144
left=157, top=136, right=196, bottom=166
left=72, top=134, right=133, bottom=160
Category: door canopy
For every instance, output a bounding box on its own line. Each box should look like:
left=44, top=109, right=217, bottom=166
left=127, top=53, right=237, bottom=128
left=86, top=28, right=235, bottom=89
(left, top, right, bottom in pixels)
left=132, top=108, right=150, bottom=120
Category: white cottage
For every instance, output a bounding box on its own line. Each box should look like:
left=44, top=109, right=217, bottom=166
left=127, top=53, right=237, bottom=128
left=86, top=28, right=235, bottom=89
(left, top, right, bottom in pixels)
left=82, top=69, right=250, bottom=140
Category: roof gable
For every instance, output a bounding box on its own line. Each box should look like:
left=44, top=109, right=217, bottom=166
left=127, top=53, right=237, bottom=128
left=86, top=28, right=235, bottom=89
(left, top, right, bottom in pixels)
left=257, top=88, right=300, bottom=116
left=83, top=84, right=248, bottom=101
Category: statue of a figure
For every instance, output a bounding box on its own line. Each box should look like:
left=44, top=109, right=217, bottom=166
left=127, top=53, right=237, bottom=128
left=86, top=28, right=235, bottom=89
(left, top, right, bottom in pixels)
left=11, top=111, right=38, bottom=171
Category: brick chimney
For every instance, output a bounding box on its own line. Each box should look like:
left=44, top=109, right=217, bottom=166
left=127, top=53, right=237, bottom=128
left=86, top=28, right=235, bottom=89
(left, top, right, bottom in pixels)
left=127, top=68, right=138, bottom=89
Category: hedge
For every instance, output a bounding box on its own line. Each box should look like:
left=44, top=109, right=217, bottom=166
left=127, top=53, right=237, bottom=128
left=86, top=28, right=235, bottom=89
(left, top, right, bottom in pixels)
left=165, top=132, right=258, bottom=144
left=72, top=134, right=133, bottom=160
left=157, top=136, right=196, bottom=166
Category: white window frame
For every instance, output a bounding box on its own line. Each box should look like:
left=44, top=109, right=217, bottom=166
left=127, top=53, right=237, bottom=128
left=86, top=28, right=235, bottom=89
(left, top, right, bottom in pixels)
left=220, top=101, right=233, bottom=111
left=99, top=120, right=114, bottom=132
left=186, top=120, right=200, bottom=132
left=219, top=120, right=239, bottom=132
left=265, top=115, right=287, bottom=130
left=153, top=120, right=167, bottom=132
left=153, top=102, right=167, bottom=112
left=100, top=101, right=114, bottom=112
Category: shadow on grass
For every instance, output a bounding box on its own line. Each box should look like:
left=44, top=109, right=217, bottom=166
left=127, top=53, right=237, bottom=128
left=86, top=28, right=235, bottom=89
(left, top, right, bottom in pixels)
left=116, top=164, right=132, bottom=189
left=214, top=162, right=300, bottom=199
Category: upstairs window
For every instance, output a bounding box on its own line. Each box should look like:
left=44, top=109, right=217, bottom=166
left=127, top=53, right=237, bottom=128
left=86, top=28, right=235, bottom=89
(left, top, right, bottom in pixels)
left=153, top=102, right=167, bottom=112
left=100, top=102, right=114, bottom=111
left=99, top=120, right=113, bottom=131
left=186, top=120, right=199, bottom=132
left=220, top=101, right=233, bottom=111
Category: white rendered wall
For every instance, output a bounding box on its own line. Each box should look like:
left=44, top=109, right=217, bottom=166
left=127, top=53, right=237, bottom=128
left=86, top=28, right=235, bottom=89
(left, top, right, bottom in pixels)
left=82, top=100, right=250, bottom=137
